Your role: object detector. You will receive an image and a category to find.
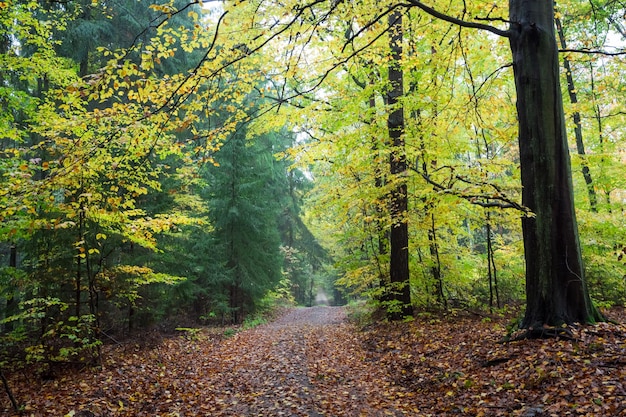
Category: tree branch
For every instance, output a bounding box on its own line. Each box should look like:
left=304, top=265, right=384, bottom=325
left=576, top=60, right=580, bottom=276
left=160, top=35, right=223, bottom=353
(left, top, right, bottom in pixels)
left=409, top=163, right=530, bottom=213
left=404, top=0, right=510, bottom=37
left=559, top=48, right=626, bottom=56
left=341, top=3, right=405, bottom=53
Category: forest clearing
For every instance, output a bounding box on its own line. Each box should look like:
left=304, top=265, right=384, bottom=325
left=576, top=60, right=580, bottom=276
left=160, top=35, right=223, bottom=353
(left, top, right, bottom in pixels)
left=3, top=305, right=626, bottom=416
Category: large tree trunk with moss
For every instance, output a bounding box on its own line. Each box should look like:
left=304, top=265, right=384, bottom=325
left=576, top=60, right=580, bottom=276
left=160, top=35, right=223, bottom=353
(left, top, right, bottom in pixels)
left=386, top=10, right=412, bottom=320
left=508, top=0, right=602, bottom=330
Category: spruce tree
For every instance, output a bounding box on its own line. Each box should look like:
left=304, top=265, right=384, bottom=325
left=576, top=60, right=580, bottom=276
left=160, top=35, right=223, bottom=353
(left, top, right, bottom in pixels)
left=205, top=125, right=283, bottom=323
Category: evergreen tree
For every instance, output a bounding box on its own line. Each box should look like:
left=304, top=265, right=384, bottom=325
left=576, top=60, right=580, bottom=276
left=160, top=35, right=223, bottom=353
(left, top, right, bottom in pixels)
left=273, top=133, right=328, bottom=306
left=204, top=124, right=284, bottom=323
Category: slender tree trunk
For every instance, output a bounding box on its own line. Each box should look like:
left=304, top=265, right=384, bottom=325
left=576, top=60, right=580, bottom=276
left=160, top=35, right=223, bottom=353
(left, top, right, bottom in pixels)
left=554, top=15, right=598, bottom=212
left=588, top=64, right=613, bottom=209
left=1, top=367, right=19, bottom=412
left=508, top=0, right=602, bottom=330
left=427, top=212, right=445, bottom=309
left=386, top=10, right=412, bottom=319
left=227, top=144, right=241, bottom=324
left=485, top=211, right=500, bottom=311
left=309, top=276, right=315, bottom=307
left=287, top=170, right=295, bottom=248
left=370, top=91, right=390, bottom=292
left=75, top=204, right=84, bottom=319
left=1, top=245, right=17, bottom=332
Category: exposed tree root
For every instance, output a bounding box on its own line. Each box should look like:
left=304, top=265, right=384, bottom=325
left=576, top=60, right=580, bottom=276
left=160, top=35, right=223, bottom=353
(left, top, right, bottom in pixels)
left=509, top=326, right=579, bottom=342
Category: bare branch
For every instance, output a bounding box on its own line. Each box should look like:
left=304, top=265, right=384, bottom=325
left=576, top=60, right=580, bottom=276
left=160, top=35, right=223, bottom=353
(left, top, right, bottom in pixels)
left=341, top=3, right=405, bottom=53
left=404, top=0, right=510, bottom=37
left=559, top=48, right=626, bottom=56
left=409, top=163, right=530, bottom=213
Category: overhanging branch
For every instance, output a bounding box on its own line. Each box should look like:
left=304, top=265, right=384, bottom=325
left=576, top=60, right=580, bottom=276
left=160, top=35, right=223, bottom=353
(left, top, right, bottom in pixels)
left=559, top=48, right=626, bottom=56
left=409, top=163, right=530, bottom=213
left=404, top=0, right=511, bottom=37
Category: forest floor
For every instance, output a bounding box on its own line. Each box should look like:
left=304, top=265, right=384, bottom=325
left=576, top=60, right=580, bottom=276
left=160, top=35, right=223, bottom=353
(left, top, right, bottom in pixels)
left=2, top=306, right=626, bottom=416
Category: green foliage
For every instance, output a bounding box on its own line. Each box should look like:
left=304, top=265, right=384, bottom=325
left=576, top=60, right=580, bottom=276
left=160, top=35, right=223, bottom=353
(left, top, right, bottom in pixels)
left=102, top=265, right=186, bottom=305
left=581, top=211, right=626, bottom=305
left=0, top=0, right=218, bottom=368
left=222, top=327, right=237, bottom=338
left=261, top=277, right=296, bottom=310
left=242, top=315, right=268, bottom=330
left=345, top=300, right=375, bottom=328
left=175, top=327, right=202, bottom=340
left=204, top=123, right=285, bottom=322
left=1, top=299, right=100, bottom=371
left=1, top=0, right=623, bottom=376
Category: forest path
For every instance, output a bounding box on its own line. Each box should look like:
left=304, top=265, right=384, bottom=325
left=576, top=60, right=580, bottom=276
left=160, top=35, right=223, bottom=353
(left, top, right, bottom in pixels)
left=4, top=306, right=402, bottom=416
left=206, top=306, right=399, bottom=416
left=7, top=307, right=626, bottom=416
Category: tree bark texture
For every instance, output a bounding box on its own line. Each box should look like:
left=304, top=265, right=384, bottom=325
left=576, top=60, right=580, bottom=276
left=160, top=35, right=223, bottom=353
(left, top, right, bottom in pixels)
left=386, top=10, right=412, bottom=320
left=508, top=0, right=601, bottom=328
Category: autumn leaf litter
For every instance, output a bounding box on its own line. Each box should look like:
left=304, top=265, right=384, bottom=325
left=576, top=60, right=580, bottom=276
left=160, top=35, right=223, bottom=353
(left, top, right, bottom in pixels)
left=3, top=307, right=626, bottom=416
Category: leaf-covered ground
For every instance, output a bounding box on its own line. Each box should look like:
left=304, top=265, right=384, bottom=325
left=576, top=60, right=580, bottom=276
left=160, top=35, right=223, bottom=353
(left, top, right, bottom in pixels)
left=2, top=306, right=626, bottom=416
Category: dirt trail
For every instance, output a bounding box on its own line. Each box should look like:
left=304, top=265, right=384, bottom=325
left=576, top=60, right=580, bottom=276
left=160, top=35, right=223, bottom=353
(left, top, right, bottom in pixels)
left=9, top=307, right=626, bottom=416
left=208, top=306, right=399, bottom=416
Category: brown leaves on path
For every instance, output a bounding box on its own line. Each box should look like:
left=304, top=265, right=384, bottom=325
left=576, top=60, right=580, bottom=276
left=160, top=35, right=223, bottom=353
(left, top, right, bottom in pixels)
left=2, top=306, right=626, bottom=416
left=2, top=307, right=397, bottom=416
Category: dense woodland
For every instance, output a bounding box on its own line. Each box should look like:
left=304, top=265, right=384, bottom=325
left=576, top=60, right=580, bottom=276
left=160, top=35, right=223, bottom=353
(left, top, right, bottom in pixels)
left=1, top=0, right=625, bottom=392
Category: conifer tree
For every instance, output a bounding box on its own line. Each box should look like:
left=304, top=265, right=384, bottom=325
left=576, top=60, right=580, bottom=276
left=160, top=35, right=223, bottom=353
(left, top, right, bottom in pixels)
left=205, top=120, right=283, bottom=323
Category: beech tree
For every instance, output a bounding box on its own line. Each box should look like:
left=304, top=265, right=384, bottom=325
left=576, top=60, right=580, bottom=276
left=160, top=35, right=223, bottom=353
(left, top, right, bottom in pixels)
left=404, top=0, right=604, bottom=330
left=385, top=10, right=412, bottom=319
left=508, top=0, right=603, bottom=330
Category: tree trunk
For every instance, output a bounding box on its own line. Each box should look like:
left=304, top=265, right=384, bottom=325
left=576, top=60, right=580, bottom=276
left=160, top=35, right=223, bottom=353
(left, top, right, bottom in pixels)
left=588, top=63, right=613, bottom=209
left=485, top=211, right=500, bottom=311
left=554, top=15, right=598, bottom=212
left=508, top=0, right=602, bottom=329
left=427, top=212, right=445, bottom=309
left=370, top=90, right=390, bottom=294
left=386, top=10, right=412, bottom=320
left=1, top=367, right=19, bottom=412
left=1, top=245, right=18, bottom=332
